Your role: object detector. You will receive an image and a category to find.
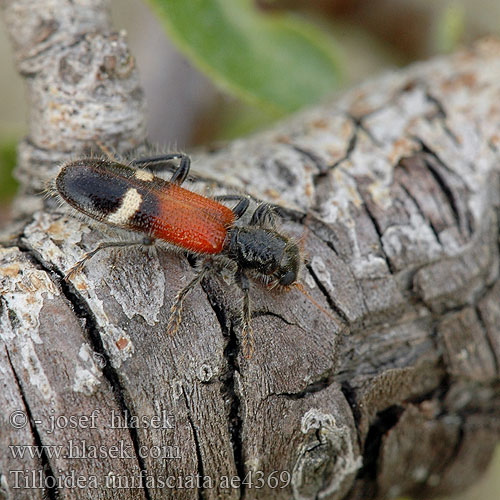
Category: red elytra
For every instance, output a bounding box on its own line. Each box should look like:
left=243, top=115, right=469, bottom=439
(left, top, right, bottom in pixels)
left=55, top=158, right=236, bottom=255
left=150, top=182, right=235, bottom=254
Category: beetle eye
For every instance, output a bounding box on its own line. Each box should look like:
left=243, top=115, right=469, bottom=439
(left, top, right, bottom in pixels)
left=279, top=270, right=296, bottom=286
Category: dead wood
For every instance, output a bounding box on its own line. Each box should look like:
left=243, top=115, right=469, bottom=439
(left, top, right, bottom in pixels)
left=1, top=1, right=500, bottom=499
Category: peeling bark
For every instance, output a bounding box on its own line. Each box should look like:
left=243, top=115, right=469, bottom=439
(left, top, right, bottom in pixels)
left=1, top=1, right=500, bottom=499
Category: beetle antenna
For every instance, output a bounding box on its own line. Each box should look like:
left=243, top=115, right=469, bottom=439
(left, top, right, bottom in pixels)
left=294, top=282, right=337, bottom=323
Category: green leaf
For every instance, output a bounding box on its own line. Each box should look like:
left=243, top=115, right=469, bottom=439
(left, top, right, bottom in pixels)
left=147, top=0, right=342, bottom=114
left=0, top=138, right=18, bottom=200
left=434, top=2, right=466, bottom=53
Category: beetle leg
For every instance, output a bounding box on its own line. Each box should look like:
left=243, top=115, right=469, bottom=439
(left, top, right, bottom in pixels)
left=131, top=153, right=191, bottom=185
left=249, top=203, right=276, bottom=227
left=64, top=238, right=153, bottom=281
left=167, top=263, right=210, bottom=336
left=214, top=194, right=250, bottom=220
left=235, top=268, right=254, bottom=358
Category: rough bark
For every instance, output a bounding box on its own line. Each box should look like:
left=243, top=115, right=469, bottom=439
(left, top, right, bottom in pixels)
left=1, top=1, right=500, bottom=499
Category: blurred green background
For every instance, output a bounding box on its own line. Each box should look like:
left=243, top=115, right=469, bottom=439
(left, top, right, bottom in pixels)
left=2, top=0, right=500, bottom=209
left=0, top=1, right=500, bottom=497
left=3, top=0, right=500, bottom=208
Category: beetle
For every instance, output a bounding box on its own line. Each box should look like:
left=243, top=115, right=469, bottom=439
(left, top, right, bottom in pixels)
left=53, top=153, right=301, bottom=357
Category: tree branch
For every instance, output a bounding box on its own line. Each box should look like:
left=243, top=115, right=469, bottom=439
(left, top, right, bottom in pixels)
left=1, top=1, right=500, bottom=499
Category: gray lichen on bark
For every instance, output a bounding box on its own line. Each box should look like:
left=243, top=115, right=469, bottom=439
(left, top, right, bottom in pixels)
left=1, top=1, right=500, bottom=499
